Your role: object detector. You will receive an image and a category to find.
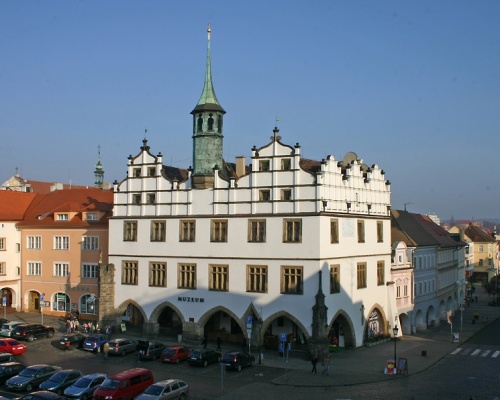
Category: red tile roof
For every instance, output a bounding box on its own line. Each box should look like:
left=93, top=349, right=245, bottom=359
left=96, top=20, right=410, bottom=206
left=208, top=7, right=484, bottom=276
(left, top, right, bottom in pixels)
left=0, top=191, right=39, bottom=220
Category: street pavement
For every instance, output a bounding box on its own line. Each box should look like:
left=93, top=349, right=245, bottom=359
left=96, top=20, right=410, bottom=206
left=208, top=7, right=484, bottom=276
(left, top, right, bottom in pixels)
left=6, top=284, right=500, bottom=389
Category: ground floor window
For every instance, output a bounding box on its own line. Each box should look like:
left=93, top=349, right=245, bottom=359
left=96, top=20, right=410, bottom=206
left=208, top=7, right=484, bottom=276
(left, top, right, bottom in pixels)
left=80, top=294, right=98, bottom=314
left=52, top=292, right=70, bottom=312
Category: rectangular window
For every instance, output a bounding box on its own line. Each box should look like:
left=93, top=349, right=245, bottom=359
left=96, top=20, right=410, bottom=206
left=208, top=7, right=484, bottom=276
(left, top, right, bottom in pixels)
left=357, top=220, right=365, bottom=243
left=248, top=219, right=266, bottom=242
left=281, top=189, right=292, bottom=201
left=54, top=236, right=69, bottom=250
left=0, top=262, right=5, bottom=275
left=330, top=219, right=339, bottom=244
left=211, top=219, right=228, bottom=242
left=133, top=168, right=141, bottom=177
left=479, top=245, right=484, bottom=252
left=82, top=236, right=99, bottom=251
left=132, top=194, right=141, bottom=205
left=247, top=265, right=267, bottom=293
left=54, top=263, right=69, bottom=277
left=179, top=220, right=196, bottom=242
left=147, top=167, right=155, bottom=177
left=330, top=264, right=340, bottom=293
left=283, top=219, right=302, bottom=243
left=396, top=285, right=401, bottom=298
left=357, top=262, right=367, bottom=289
left=149, top=262, right=167, bottom=287
left=57, top=214, right=68, bottom=221
left=178, top=264, right=196, bottom=289
left=377, top=221, right=384, bottom=242
left=124, top=221, right=138, bottom=241
left=150, top=220, right=166, bottom=242
left=281, top=266, right=303, bottom=294
left=27, top=236, right=41, bottom=250
left=86, top=213, right=97, bottom=221
left=82, top=263, right=99, bottom=279
left=377, top=261, right=385, bottom=286
left=0, top=238, right=5, bottom=251
left=259, top=190, right=270, bottom=202
left=281, top=158, right=291, bottom=170
left=479, top=259, right=484, bottom=266
left=122, top=261, right=138, bottom=285
left=27, top=262, right=41, bottom=276
left=259, top=160, right=270, bottom=172
left=404, top=285, right=408, bottom=297
left=209, top=264, right=229, bottom=291
left=147, top=193, right=155, bottom=204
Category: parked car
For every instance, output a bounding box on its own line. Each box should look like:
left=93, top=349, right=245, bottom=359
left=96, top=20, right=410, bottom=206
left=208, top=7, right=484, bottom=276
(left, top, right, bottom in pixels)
left=0, top=352, right=16, bottom=363
left=93, top=368, right=153, bottom=400
left=6, top=364, right=61, bottom=392
left=64, top=373, right=107, bottom=400
left=0, top=321, right=24, bottom=337
left=221, top=351, right=255, bottom=371
left=136, top=340, right=165, bottom=360
left=107, top=339, right=137, bottom=356
left=160, top=345, right=190, bottom=364
left=83, top=334, right=109, bottom=353
left=134, top=379, right=189, bottom=400
left=0, top=339, right=26, bottom=355
left=0, top=319, right=9, bottom=326
left=187, top=348, right=221, bottom=367
left=0, top=362, right=25, bottom=385
left=58, top=333, right=86, bottom=350
left=11, top=324, right=55, bottom=342
left=39, top=369, right=83, bottom=395
left=13, top=390, right=64, bottom=400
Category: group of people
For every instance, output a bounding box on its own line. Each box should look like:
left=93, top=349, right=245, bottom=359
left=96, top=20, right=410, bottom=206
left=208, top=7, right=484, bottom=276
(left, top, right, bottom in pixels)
left=311, top=351, right=331, bottom=375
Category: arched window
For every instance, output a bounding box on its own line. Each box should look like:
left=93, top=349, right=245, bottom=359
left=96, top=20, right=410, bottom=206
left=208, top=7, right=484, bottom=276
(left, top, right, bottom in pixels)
left=80, top=294, right=99, bottom=315
left=197, top=115, right=203, bottom=132
left=52, top=292, right=70, bottom=312
left=208, top=114, right=214, bottom=131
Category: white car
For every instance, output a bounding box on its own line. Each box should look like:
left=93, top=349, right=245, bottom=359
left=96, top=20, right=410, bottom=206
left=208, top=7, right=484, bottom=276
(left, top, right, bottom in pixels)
left=0, top=321, right=23, bottom=337
left=134, top=379, right=189, bottom=400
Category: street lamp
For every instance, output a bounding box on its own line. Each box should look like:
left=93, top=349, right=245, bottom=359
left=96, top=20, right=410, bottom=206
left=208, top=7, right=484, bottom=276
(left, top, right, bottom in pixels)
left=392, top=325, right=399, bottom=366
left=456, top=279, right=467, bottom=331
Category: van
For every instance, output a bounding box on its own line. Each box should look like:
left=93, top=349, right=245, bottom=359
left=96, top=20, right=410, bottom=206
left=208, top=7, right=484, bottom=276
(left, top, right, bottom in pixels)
left=93, top=368, right=153, bottom=400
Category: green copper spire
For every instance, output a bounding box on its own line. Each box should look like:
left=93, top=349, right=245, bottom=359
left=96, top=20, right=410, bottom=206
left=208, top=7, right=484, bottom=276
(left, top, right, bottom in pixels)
left=192, top=24, right=225, bottom=113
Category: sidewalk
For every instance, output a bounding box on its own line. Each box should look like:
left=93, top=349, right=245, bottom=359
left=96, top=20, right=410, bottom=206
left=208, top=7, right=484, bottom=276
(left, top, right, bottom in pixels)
left=6, top=284, right=499, bottom=387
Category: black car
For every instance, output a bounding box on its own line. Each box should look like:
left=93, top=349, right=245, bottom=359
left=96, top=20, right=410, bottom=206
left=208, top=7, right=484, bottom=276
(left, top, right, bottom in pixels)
left=136, top=340, right=165, bottom=360
left=13, top=390, right=64, bottom=400
left=39, top=369, right=83, bottom=395
left=6, top=364, right=61, bottom=392
left=221, top=351, right=255, bottom=371
left=0, top=352, right=16, bottom=363
left=187, top=348, right=221, bottom=367
left=0, top=362, right=25, bottom=385
left=12, top=324, right=55, bottom=342
left=58, top=333, right=86, bottom=350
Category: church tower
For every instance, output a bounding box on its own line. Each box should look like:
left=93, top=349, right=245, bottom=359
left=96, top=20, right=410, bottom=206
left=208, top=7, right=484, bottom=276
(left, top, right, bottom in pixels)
left=94, top=145, right=104, bottom=189
left=191, top=24, right=226, bottom=189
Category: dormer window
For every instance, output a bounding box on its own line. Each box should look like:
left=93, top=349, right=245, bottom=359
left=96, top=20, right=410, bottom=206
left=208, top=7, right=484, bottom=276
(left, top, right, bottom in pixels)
left=57, top=214, right=68, bottom=221
left=281, top=158, right=291, bottom=171
left=259, top=160, right=270, bottom=172
left=86, top=213, right=97, bottom=221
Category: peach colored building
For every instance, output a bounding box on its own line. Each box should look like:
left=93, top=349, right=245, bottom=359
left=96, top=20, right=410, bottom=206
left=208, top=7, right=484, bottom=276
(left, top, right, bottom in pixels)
left=17, top=188, right=113, bottom=318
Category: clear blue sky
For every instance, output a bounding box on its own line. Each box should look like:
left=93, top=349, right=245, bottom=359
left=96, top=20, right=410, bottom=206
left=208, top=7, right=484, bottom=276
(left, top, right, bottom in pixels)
left=1, top=1, right=499, bottom=221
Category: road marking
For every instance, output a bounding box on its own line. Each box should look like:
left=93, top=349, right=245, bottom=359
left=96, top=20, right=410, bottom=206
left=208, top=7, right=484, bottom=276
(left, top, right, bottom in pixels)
left=462, top=348, right=472, bottom=355
left=481, top=350, right=491, bottom=357
left=471, top=349, right=481, bottom=356
left=492, top=351, right=500, bottom=358
left=451, top=348, right=462, bottom=355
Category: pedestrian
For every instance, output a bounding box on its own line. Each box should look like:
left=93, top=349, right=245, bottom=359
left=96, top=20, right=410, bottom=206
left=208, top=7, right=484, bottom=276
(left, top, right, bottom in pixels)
left=202, top=337, right=208, bottom=349
left=135, top=346, right=141, bottom=363
left=311, top=351, right=319, bottom=375
left=216, top=336, right=222, bottom=352
left=105, top=325, right=112, bottom=338
left=83, top=323, right=88, bottom=333
left=74, top=319, right=79, bottom=332
left=103, top=342, right=109, bottom=360
left=66, top=319, right=72, bottom=334
left=322, top=353, right=331, bottom=375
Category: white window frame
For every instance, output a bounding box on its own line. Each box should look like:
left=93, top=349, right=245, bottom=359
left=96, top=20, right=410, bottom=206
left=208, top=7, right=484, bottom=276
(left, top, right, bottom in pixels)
left=27, top=236, right=41, bottom=250
left=27, top=262, right=41, bottom=276
left=0, top=238, right=5, bottom=251
left=82, top=263, right=99, bottom=279
left=54, top=262, right=69, bottom=277
left=54, top=236, right=69, bottom=250
left=82, top=236, right=99, bottom=251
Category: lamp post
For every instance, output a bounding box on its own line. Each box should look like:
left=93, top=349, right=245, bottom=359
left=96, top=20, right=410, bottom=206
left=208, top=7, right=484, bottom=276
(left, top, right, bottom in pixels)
left=456, top=279, right=467, bottom=330
left=392, top=325, right=399, bottom=366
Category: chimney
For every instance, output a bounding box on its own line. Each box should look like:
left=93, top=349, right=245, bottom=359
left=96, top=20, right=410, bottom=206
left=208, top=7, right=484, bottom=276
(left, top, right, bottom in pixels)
left=235, top=156, right=246, bottom=177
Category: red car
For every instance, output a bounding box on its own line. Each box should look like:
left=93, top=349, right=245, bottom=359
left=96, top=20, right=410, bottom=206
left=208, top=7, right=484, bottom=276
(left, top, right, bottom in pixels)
left=160, top=345, right=190, bottom=363
left=0, top=338, right=27, bottom=355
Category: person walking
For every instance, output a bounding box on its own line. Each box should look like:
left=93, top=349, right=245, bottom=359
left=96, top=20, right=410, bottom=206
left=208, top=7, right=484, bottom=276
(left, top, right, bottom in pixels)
left=311, top=351, right=319, bottom=375
left=103, top=342, right=109, bottom=360
left=216, top=336, right=222, bottom=352
left=322, top=353, right=331, bottom=375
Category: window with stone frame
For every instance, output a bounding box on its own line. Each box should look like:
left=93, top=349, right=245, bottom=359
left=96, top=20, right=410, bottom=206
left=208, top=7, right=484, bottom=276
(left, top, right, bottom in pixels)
left=281, top=189, right=292, bottom=201
left=147, top=167, right=155, bottom=177
left=132, top=194, right=141, bottom=205
left=377, top=261, right=385, bottom=286
left=0, top=238, right=5, bottom=251
left=357, top=262, right=367, bottom=289
left=357, top=220, right=365, bottom=243
left=149, top=262, right=167, bottom=287
left=133, top=168, right=141, bottom=177
left=281, top=158, right=291, bottom=170
left=247, top=265, right=267, bottom=293
left=179, top=220, right=196, bottom=242
left=122, top=261, right=138, bottom=285
left=377, top=221, right=384, bottom=243
left=146, top=193, right=156, bottom=204
left=259, top=190, right=271, bottom=202
left=150, top=220, right=166, bottom=242
left=209, top=264, right=229, bottom=291
left=124, top=221, right=138, bottom=241
left=281, top=266, right=303, bottom=294
left=211, top=219, right=228, bottom=242
left=330, top=264, right=340, bottom=293
left=330, top=219, right=339, bottom=243
left=248, top=219, right=266, bottom=242
left=178, top=263, right=196, bottom=289
left=283, top=219, right=302, bottom=243
left=259, top=160, right=270, bottom=172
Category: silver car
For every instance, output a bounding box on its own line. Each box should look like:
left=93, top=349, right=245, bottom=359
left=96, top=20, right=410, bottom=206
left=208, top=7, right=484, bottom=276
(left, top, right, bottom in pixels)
left=107, top=339, right=137, bottom=356
left=64, top=373, right=107, bottom=400
left=0, top=321, right=23, bottom=337
left=134, top=379, right=189, bottom=400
